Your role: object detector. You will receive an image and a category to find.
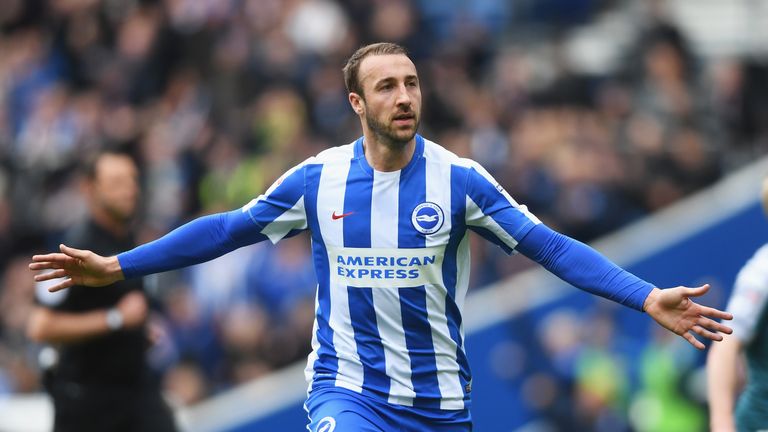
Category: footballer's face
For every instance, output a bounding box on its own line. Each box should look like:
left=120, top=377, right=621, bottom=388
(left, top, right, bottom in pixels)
left=91, top=154, right=139, bottom=222
left=351, top=54, right=421, bottom=147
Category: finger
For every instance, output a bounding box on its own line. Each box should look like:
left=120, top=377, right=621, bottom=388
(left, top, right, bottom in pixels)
left=48, top=278, right=74, bottom=292
left=683, top=284, right=710, bottom=298
left=30, top=262, right=52, bottom=271
left=690, top=324, right=722, bottom=342
left=60, top=244, right=89, bottom=260
left=29, top=261, right=66, bottom=271
left=31, top=253, right=70, bottom=263
left=717, top=324, right=733, bottom=335
left=697, top=316, right=733, bottom=335
left=682, top=331, right=705, bottom=350
left=34, top=270, right=69, bottom=282
left=697, top=304, right=733, bottom=321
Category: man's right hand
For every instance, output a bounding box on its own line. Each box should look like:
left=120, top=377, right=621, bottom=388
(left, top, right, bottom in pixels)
left=29, top=244, right=125, bottom=292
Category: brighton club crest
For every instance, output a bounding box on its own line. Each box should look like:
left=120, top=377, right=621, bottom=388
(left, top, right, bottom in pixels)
left=411, top=202, right=444, bottom=235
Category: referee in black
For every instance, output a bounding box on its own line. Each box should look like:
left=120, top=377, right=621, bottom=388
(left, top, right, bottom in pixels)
left=27, top=150, right=177, bottom=432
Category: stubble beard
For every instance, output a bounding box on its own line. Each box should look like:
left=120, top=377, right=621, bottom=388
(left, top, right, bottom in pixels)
left=365, top=110, right=419, bottom=149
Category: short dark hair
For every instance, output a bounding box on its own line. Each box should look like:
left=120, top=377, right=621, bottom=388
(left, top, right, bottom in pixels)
left=81, top=149, right=136, bottom=181
left=343, top=42, right=409, bottom=98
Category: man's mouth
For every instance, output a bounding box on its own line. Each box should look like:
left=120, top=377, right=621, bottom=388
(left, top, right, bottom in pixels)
left=393, top=113, right=415, bottom=124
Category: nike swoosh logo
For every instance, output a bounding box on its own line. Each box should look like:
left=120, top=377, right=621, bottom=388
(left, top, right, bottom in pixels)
left=331, top=211, right=354, bottom=220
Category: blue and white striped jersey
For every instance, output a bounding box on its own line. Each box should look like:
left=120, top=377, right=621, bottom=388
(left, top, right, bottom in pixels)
left=241, top=134, right=540, bottom=411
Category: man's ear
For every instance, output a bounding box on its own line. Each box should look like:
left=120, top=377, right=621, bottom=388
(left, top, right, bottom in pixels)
left=349, top=92, right=364, bottom=115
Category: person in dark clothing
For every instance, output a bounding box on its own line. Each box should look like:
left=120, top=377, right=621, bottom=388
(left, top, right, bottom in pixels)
left=26, top=151, right=177, bottom=432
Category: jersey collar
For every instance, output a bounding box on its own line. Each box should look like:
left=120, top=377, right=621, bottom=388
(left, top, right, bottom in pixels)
left=354, top=134, right=425, bottom=178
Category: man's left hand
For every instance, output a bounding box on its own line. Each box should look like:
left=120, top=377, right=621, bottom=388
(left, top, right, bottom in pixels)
left=643, top=284, right=733, bottom=349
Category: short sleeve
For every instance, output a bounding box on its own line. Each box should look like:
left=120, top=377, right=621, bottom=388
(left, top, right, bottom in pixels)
left=242, top=159, right=312, bottom=244
left=726, top=245, right=768, bottom=343
left=464, top=161, right=540, bottom=254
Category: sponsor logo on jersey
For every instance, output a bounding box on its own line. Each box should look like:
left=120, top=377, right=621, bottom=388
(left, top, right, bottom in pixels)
left=315, top=416, right=336, bottom=432
left=411, top=202, right=444, bottom=235
left=328, top=246, right=445, bottom=288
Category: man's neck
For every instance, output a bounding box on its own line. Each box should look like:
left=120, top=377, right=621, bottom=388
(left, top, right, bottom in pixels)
left=362, top=131, right=416, bottom=172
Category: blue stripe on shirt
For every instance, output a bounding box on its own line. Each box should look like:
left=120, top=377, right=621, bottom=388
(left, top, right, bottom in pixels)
left=305, top=163, right=340, bottom=389
left=399, top=287, right=441, bottom=408
left=398, top=155, right=441, bottom=408
left=446, top=165, right=472, bottom=402
left=343, top=158, right=390, bottom=398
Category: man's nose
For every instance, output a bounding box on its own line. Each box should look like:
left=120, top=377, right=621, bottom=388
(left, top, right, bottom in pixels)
left=395, top=83, right=411, bottom=107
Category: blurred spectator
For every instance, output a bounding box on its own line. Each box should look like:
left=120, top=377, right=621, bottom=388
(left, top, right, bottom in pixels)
left=629, top=329, right=705, bottom=432
left=163, top=359, right=208, bottom=406
left=0, top=257, right=40, bottom=394
left=244, top=235, right=315, bottom=324
left=26, top=151, right=177, bottom=431
left=707, top=179, right=768, bottom=431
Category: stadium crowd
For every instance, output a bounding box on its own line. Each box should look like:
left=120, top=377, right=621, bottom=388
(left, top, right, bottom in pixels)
left=1, top=0, right=767, bottom=429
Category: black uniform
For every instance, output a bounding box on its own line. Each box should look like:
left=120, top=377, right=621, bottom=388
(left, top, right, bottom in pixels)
left=38, top=218, right=177, bottom=432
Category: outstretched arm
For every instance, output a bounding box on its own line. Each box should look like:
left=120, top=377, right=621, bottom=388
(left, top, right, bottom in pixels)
left=31, top=157, right=311, bottom=292
left=30, top=209, right=266, bottom=292
left=516, top=223, right=732, bottom=349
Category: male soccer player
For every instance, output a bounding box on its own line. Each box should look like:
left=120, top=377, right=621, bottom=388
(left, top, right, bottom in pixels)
left=27, top=151, right=177, bottom=432
left=706, top=178, right=768, bottom=432
left=31, top=43, right=732, bottom=432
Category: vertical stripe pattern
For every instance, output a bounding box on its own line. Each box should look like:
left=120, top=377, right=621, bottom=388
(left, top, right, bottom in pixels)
left=314, top=149, right=364, bottom=393
left=304, top=164, right=337, bottom=389
left=370, top=169, right=417, bottom=405
left=424, top=149, right=466, bottom=409
left=396, top=155, right=442, bottom=407
left=239, top=136, right=542, bottom=413
left=343, top=157, right=390, bottom=397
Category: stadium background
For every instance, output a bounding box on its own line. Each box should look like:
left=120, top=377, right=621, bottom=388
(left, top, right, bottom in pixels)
left=0, top=0, right=767, bottom=430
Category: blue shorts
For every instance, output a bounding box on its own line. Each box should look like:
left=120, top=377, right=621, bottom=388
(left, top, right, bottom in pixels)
left=305, top=387, right=472, bottom=432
